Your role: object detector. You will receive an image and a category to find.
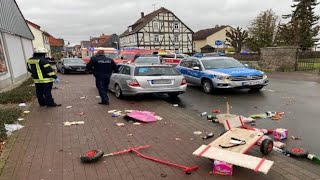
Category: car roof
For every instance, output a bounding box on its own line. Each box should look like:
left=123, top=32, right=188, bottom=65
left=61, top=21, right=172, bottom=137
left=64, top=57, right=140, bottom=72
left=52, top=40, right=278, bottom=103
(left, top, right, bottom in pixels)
left=122, top=63, right=172, bottom=68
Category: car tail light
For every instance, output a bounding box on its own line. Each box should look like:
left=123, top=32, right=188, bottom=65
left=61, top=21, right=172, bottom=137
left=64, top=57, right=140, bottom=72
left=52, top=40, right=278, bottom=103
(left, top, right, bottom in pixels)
left=128, top=79, right=140, bottom=87
left=181, top=78, right=187, bottom=86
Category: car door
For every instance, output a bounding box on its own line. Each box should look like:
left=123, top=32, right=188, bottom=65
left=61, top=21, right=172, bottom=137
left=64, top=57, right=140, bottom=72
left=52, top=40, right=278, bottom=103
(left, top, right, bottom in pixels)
left=57, top=59, right=64, bottom=71
left=117, top=65, right=132, bottom=92
left=188, top=59, right=203, bottom=85
left=176, top=59, right=192, bottom=82
left=109, top=65, right=123, bottom=91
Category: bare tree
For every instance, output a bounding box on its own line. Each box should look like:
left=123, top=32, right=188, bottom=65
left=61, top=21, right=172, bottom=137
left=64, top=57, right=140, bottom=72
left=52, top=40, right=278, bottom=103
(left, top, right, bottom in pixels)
left=226, top=27, right=248, bottom=54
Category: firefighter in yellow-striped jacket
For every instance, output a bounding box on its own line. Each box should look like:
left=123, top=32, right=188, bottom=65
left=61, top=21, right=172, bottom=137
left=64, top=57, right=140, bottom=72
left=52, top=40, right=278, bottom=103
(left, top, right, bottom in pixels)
left=26, top=47, right=61, bottom=107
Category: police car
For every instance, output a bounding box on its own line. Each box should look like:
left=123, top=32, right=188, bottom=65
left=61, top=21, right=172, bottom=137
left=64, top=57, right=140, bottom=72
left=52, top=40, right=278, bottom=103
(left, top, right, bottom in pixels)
left=176, top=56, right=268, bottom=93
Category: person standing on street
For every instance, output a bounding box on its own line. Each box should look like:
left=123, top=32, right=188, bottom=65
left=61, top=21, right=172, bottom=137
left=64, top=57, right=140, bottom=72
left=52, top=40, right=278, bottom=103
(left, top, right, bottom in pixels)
left=26, top=47, right=61, bottom=107
left=86, top=50, right=118, bottom=105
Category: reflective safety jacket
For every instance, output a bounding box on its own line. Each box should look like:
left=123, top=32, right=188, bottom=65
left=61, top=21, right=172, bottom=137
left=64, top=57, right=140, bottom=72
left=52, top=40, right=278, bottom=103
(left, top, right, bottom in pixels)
left=26, top=56, right=57, bottom=83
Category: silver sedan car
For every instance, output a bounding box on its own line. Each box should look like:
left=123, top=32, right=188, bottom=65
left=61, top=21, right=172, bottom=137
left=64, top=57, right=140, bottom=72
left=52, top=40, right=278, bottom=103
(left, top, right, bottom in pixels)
left=109, top=64, right=187, bottom=98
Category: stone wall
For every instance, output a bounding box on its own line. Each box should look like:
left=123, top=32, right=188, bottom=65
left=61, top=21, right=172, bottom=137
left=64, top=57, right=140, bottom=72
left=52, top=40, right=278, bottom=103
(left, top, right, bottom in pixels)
left=259, top=46, right=298, bottom=71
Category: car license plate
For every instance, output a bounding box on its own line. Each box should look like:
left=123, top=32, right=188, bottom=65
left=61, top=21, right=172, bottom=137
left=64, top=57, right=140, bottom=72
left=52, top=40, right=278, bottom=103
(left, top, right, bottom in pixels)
left=242, top=81, right=259, bottom=86
left=77, top=68, right=85, bottom=72
left=151, top=79, right=171, bottom=84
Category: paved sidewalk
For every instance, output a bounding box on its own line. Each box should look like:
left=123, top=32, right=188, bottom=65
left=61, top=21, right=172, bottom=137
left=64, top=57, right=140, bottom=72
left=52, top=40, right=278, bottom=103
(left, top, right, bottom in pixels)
left=0, top=74, right=319, bottom=180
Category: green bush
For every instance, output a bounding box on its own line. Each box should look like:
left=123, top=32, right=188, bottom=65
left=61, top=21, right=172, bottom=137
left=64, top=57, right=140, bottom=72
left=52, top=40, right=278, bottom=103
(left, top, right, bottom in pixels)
left=0, top=78, right=35, bottom=104
left=0, top=108, right=22, bottom=140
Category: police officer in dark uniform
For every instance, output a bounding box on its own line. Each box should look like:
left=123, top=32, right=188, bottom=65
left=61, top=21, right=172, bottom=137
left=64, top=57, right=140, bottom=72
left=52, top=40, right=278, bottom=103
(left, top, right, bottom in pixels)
left=26, top=47, right=61, bottom=107
left=86, top=50, right=118, bottom=105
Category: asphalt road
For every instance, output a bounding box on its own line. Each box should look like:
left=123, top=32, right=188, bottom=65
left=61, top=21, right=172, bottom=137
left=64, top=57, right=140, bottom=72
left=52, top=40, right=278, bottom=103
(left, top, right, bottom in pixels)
left=163, top=77, right=320, bottom=154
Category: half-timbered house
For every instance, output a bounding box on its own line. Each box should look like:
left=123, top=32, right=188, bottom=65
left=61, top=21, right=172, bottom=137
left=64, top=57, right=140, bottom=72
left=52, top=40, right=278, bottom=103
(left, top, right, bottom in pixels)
left=120, top=7, right=194, bottom=54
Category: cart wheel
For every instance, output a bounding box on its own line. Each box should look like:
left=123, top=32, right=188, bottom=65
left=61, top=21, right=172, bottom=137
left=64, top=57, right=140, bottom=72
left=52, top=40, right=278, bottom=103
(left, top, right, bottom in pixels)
left=80, top=150, right=104, bottom=163
left=260, top=139, right=273, bottom=155
left=286, top=148, right=309, bottom=157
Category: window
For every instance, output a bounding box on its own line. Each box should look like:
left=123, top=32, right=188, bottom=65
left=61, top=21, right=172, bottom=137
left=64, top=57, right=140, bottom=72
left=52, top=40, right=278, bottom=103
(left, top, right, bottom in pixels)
left=154, top=35, right=159, bottom=42
left=174, top=22, right=179, bottom=29
left=153, top=22, right=159, bottom=29
left=121, top=66, right=131, bottom=75
left=0, top=36, right=8, bottom=74
left=191, top=60, right=201, bottom=70
left=174, top=35, right=179, bottom=42
left=134, top=66, right=180, bottom=76
left=180, top=60, right=192, bottom=68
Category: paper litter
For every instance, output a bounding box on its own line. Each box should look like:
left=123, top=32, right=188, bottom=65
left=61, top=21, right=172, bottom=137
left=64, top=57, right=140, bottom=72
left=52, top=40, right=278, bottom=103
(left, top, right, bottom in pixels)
left=17, top=118, right=25, bottom=121
left=116, top=123, right=125, bottom=127
left=66, top=106, right=72, bottom=109
left=96, top=96, right=100, bottom=99
left=193, top=131, right=203, bottom=135
left=108, top=110, right=118, bottom=113
left=80, top=96, right=86, bottom=99
left=63, top=121, right=84, bottom=126
left=5, top=123, right=24, bottom=136
left=155, top=116, right=163, bottom=121
left=133, top=122, right=141, bottom=125
left=173, top=104, right=179, bottom=107
left=23, top=111, right=30, bottom=114
left=175, top=138, right=182, bottom=141
left=125, top=110, right=134, bottom=113
left=18, top=103, right=26, bottom=107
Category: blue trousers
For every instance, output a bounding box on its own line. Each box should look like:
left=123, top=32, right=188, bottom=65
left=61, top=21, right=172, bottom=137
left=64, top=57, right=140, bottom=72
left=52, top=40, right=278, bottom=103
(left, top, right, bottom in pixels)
left=96, top=76, right=110, bottom=103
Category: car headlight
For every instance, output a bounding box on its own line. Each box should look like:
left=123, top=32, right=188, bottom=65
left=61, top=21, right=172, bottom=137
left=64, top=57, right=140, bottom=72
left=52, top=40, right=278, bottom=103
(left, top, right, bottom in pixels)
left=262, top=73, right=267, bottom=79
left=215, top=75, right=232, bottom=81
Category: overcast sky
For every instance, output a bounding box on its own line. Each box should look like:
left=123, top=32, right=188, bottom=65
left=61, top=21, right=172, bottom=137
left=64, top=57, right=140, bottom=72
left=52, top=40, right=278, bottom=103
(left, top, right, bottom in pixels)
left=15, top=0, right=319, bottom=45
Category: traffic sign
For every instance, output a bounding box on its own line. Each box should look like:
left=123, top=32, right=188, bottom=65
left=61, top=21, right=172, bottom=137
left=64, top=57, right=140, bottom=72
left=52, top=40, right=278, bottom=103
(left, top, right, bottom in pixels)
left=215, top=40, right=222, bottom=46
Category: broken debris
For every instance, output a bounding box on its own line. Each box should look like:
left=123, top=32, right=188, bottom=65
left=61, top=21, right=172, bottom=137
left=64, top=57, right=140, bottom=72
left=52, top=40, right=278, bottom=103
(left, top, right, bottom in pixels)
left=173, top=104, right=179, bottom=107
left=126, top=111, right=157, bottom=122
left=202, top=133, right=214, bottom=139
left=133, top=122, right=141, bottom=125
left=75, top=112, right=85, bottom=116
left=200, top=112, right=208, bottom=116
left=23, top=111, right=30, bottom=114
left=66, top=106, right=72, bottom=109
left=17, top=118, right=25, bottom=121
left=291, top=136, right=303, bottom=140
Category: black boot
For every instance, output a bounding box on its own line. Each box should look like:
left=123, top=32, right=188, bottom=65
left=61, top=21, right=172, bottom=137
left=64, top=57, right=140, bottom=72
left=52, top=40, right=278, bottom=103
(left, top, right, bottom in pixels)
left=47, top=103, right=62, bottom=107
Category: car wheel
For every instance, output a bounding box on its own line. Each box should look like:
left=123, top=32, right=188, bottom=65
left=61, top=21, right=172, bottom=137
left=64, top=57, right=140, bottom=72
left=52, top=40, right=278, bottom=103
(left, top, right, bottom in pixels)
left=249, top=87, right=263, bottom=92
left=168, top=92, right=179, bottom=98
left=202, top=79, right=214, bottom=94
left=114, top=84, right=123, bottom=99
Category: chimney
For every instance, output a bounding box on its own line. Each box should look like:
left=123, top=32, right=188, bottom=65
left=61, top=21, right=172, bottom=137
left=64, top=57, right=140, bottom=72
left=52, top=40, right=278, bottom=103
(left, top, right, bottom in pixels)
left=141, top=12, right=144, bottom=18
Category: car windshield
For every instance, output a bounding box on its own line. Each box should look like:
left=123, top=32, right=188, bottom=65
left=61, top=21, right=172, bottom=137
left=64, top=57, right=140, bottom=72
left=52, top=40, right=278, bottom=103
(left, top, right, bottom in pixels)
left=201, top=58, right=245, bottom=69
left=64, top=58, right=84, bottom=64
left=105, top=53, right=118, bottom=59
left=122, top=54, right=135, bottom=59
left=134, top=57, right=159, bottom=64
left=134, top=66, right=180, bottom=76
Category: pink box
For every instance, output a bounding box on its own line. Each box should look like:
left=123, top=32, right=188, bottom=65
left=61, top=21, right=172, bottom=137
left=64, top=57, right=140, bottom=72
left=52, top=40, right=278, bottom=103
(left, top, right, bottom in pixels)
left=273, top=128, right=288, bottom=140
left=213, top=160, right=233, bottom=176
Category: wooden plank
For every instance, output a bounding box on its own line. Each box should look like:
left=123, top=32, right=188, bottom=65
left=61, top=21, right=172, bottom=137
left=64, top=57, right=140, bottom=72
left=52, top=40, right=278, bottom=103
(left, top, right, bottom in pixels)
left=193, top=145, right=274, bottom=174
left=223, top=116, right=243, bottom=130
left=216, top=114, right=238, bottom=124
left=208, top=128, right=263, bottom=154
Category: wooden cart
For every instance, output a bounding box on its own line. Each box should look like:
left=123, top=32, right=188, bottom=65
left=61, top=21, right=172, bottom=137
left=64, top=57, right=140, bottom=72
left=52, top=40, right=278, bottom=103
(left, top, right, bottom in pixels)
left=193, top=128, right=274, bottom=174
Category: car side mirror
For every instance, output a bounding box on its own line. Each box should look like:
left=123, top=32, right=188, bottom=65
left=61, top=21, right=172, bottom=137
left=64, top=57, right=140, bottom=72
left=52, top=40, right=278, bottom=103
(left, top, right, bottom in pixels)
left=192, top=66, right=200, bottom=71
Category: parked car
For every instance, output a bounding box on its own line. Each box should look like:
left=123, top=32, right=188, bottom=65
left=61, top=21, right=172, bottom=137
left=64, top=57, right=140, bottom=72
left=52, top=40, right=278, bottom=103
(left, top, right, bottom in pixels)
left=159, top=54, right=189, bottom=66
left=131, top=56, right=163, bottom=64
left=176, top=57, right=268, bottom=93
left=56, top=58, right=87, bottom=74
left=109, top=64, right=187, bottom=98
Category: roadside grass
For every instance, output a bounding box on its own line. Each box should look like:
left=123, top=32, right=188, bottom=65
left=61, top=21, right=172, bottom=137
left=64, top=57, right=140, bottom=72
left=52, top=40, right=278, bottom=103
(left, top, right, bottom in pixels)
left=0, top=108, right=22, bottom=140
left=0, top=78, right=35, bottom=104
